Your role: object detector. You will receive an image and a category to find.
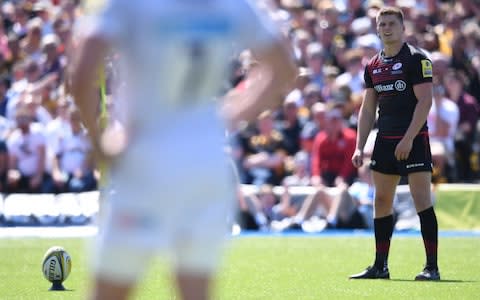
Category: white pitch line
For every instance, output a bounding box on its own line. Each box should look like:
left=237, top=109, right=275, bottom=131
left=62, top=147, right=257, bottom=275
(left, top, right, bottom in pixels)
left=0, top=226, right=98, bottom=238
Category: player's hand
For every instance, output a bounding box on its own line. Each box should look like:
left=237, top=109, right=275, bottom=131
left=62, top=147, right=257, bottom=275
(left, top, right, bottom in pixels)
left=394, top=138, right=413, bottom=161
left=352, top=149, right=364, bottom=168
left=93, top=124, right=128, bottom=166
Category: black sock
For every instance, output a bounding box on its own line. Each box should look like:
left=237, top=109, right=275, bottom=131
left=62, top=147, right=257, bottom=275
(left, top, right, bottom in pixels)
left=373, top=215, right=394, bottom=270
left=418, top=206, right=438, bottom=269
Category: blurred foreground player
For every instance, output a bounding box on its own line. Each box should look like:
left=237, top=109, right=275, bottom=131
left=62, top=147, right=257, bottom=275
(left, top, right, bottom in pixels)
left=350, top=6, right=440, bottom=280
left=71, top=1, right=295, bottom=299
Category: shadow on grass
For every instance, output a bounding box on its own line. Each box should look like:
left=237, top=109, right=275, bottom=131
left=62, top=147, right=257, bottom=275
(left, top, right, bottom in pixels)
left=48, top=288, right=76, bottom=292
left=389, top=279, right=476, bottom=283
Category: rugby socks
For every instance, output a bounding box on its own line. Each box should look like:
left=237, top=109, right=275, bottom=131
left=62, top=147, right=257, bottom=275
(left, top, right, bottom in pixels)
left=373, top=214, right=394, bottom=270
left=418, top=207, right=438, bottom=270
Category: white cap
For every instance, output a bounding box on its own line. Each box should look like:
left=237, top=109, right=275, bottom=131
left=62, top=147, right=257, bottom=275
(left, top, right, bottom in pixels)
left=351, top=17, right=372, bottom=35
left=355, top=33, right=382, bottom=50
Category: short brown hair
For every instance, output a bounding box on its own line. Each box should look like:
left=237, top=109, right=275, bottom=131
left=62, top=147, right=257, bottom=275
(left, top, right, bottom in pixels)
left=376, top=6, right=404, bottom=25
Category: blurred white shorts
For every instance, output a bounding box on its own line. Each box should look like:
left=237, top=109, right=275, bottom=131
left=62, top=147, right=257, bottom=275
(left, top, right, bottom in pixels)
left=93, top=112, right=234, bottom=283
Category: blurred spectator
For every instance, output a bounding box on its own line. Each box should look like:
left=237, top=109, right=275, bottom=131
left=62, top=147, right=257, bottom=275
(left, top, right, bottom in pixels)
left=443, top=69, right=480, bottom=182
left=450, top=34, right=480, bottom=100
left=6, top=34, right=23, bottom=71
left=0, top=113, right=8, bottom=192
left=243, top=184, right=279, bottom=231
left=46, top=96, right=70, bottom=151
left=0, top=75, right=10, bottom=117
left=291, top=29, right=312, bottom=66
left=283, top=67, right=311, bottom=110
left=273, top=151, right=314, bottom=220
left=33, top=1, right=54, bottom=36
left=23, top=92, right=52, bottom=126
left=335, top=49, right=365, bottom=96
left=277, top=97, right=302, bottom=155
left=51, top=108, right=96, bottom=193
left=6, top=103, right=53, bottom=193
left=21, top=17, right=43, bottom=62
left=431, top=51, right=449, bottom=78
left=320, top=65, right=340, bottom=101
left=243, top=110, right=288, bottom=186
left=311, top=107, right=357, bottom=187
left=40, top=34, right=62, bottom=79
left=7, top=59, right=42, bottom=120
left=12, top=4, right=29, bottom=39
left=300, top=101, right=327, bottom=154
left=305, top=42, right=325, bottom=88
left=346, top=164, right=375, bottom=229
left=428, top=82, right=459, bottom=182
left=301, top=82, right=324, bottom=116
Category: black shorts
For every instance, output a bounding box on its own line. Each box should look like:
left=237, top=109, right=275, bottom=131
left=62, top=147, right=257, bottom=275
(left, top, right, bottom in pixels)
left=370, top=133, right=433, bottom=176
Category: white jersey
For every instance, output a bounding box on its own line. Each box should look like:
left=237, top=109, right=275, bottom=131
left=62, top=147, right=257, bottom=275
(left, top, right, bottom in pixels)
left=93, top=0, right=278, bottom=128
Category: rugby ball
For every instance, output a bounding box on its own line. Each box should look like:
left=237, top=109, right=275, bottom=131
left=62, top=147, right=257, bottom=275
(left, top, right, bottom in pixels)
left=42, top=246, right=72, bottom=283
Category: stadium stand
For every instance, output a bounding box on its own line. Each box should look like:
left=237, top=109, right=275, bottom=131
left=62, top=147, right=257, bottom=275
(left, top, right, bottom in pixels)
left=0, top=1, right=479, bottom=230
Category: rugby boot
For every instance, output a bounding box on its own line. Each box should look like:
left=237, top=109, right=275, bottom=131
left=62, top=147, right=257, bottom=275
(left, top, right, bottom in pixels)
left=349, top=265, right=390, bottom=279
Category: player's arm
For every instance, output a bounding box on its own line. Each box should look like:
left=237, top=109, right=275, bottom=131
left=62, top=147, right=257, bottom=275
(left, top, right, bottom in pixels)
left=395, top=56, right=433, bottom=161
left=395, top=82, right=432, bottom=160
left=352, top=88, right=378, bottom=167
left=70, top=34, right=111, bottom=153
left=404, top=82, right=433, bottom=141
left=221, top=41, right=296, bottom=128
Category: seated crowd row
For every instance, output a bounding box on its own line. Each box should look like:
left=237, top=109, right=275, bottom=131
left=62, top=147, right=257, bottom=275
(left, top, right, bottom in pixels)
left=0, top=91, right=97, bottom=194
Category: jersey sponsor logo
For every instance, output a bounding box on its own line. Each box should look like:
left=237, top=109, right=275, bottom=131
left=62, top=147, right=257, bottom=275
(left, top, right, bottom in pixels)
left=394, top=80, right=406, bottom=91
left=392, top=62, right=402, bottom=70
left=421, top=59, right=433, bottom=78
left=374, top=83, right=394, bottom=92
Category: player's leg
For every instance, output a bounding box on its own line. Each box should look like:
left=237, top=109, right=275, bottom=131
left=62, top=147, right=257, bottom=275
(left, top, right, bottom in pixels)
left=171, top=199, right=228, bottom=300
left=89, top=185, right=156, bottom=300
left=90, top=244, right=153, bottom=300
left=90, top=278, right=135, bottom=300
left=168, top=177, right=230, bottom=299
left=176, top=271, right=211, bottom=300
left=408, top=171, right=440, bottom=280
left=350, top=171, right=399, bottom=279
left=171, top=227, right=224, bottom=300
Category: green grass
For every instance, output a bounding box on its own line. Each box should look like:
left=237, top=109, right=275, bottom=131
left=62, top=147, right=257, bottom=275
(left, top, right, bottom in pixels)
left=0, top=236, right=479, bottom=299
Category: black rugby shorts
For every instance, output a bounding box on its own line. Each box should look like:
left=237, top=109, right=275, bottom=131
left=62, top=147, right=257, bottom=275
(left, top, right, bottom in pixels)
left=370, top=133, right=433, bottom=176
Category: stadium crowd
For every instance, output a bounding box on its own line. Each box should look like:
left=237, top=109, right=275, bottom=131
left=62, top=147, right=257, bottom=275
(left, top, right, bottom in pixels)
left=0, top=0, right=97, bottom=195
left=0, top=1, right=478, bottom=230
left=229, top=0, right=480, bottom=231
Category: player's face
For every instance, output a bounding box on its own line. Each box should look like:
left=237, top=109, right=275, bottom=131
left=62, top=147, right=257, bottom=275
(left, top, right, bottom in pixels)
left=376, top=14, right=404, bottom=45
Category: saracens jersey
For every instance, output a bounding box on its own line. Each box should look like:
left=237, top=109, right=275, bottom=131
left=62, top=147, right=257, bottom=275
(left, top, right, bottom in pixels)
left=364, top=43, right=433, bottom=136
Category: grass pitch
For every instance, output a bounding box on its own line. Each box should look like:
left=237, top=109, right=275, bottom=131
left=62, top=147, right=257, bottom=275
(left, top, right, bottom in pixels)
left=0, top=234, right=479, bottom=299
